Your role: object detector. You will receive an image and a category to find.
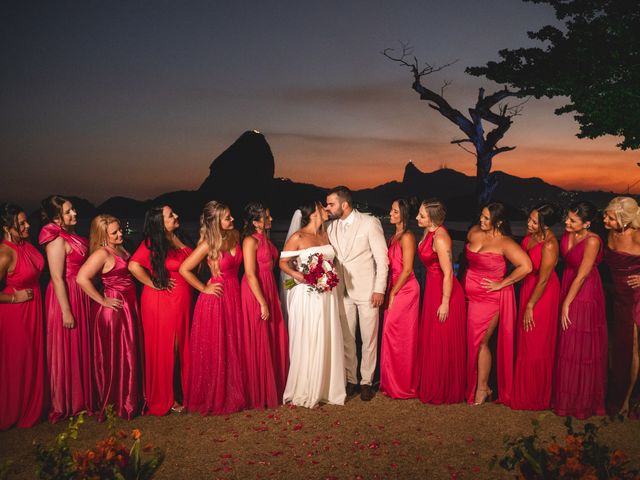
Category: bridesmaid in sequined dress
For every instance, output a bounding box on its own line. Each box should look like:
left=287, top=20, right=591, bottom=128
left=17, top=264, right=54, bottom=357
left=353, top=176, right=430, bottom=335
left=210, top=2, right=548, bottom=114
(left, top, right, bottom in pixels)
left=180, top=201, right=246, bottom=415
left=603, top=197, right=640, bottom=418
left=0, top=204, right=45, bottom=430
left=39, top=196, right=93, bottom=422
left=77, top=215, right=141, bottom=420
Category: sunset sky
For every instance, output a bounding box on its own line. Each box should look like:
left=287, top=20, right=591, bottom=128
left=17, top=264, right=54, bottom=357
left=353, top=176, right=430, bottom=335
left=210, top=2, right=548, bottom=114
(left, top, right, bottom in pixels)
left=2, top=0, right=638, bottom=210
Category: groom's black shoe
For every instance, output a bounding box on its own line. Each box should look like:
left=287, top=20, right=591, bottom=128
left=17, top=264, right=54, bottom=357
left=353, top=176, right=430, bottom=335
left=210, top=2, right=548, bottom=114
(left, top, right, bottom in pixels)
left=346, top=382, right=358, bottom=397
left=360, top=384, right=374, bottom=401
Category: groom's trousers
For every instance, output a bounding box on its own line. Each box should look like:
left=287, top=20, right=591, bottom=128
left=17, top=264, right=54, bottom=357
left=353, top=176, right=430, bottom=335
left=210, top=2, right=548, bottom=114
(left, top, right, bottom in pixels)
left=340, top=296, right=379, bottom=386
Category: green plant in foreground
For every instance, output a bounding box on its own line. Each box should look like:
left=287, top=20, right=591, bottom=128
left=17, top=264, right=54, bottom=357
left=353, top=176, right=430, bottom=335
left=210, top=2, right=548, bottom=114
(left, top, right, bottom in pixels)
left=491, top=415, right=639, bottom=479
left=34, top=406, right=164, bottom=480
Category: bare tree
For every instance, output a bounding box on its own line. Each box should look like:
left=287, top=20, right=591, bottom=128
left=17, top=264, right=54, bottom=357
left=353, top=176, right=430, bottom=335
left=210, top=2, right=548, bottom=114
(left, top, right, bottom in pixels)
left=384, top=43, right=526, bottom=208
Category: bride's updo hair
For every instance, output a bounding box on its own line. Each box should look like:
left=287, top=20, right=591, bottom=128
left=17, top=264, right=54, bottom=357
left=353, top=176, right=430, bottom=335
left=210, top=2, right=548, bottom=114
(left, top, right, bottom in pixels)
left=605, top=196, right=640, bottom=230
left=299, top=200, right=324, bottom=228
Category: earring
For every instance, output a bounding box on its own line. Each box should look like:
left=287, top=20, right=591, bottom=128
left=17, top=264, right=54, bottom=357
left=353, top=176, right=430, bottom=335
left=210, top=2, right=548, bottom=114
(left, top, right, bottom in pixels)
left=585, top=223, right=591, bottom=230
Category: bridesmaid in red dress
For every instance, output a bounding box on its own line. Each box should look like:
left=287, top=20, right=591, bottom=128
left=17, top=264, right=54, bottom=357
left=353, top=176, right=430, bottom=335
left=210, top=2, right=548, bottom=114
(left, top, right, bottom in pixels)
left=179, top=201, right=246, bottom=415
left=380, top=198, right=420, bottom=399
left=129, top=205, right=193, bottom=415
left=511, top=204, right=561, bottom=410
left=465, top=203, right=532, bottom=406
left=241, top=202, right=289, bottom=409
left=0, top=204, right=45, bottom=430
left=77, top=215, right=140, bottom=420
left=416, top=199, right=466, bottom=404
left=39, top=195, right=93, bottom=422
left=603, top=196, right=640, bottom=417
left=552, top=201, right=607, bottom=419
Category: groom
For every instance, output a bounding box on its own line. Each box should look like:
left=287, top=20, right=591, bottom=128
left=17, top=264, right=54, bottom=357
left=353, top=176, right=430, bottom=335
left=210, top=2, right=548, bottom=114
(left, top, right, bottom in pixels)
left=326, top=186, right=388, bottom=401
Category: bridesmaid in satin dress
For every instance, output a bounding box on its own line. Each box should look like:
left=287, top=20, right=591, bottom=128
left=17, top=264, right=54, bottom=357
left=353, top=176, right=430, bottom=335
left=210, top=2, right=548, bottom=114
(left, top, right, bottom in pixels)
left=603, top=196, right=640, bottom=417
left=552, top=201, right=607, bottom=419
left=0, top=204, right=45, bottom=430
left=77, top=215, right=141, bottom=420
left=39, top=195, right=93, bottom=422
left=129, top=206, right=193, bottom=415
left=511, top=204, right=561, bottom=410
left=241, top=202, right=289, bottom=409
left=465, top=203, right=532, bottom=406
left=416, top=199, right=466, bottom=404
left=179, top=201, right=246, bottom=415
left=380, top=198, right=420, bottom=399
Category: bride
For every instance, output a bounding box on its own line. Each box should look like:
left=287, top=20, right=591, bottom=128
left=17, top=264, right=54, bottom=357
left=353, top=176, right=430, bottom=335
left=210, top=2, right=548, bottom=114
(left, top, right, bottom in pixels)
left=279, top=201, right=346, bottom=408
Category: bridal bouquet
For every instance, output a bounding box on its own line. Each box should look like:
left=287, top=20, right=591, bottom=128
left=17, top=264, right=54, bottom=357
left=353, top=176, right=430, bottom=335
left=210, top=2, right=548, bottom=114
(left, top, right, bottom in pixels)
left=284, top=252, right=339, bottom=293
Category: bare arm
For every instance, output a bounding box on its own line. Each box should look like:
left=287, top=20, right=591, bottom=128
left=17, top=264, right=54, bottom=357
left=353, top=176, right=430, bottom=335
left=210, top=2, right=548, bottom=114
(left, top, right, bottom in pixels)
left=179, top=242, right=223, bottom=295
left=388, top=232, right=416, bottom=308
left=561, top=236, right=600, bottom=329
left=278, top=234, right=304, bottom=283
left=46, top=237, right=75, bottom=328
left=0, top=248, right=32, bottom=303
left=523, top=238, right=558, bottom=331
left=481, top=237, right=532, bottom=292
left=434, top=230, right=454, bottom=321
left=242, top=236, right=269, bottom=320
left=77, top=249, right=123, bottom=309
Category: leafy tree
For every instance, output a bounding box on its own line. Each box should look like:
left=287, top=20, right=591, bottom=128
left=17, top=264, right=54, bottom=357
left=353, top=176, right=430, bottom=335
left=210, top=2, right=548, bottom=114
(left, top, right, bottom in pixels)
left=467, top=0, right=640, bottom=150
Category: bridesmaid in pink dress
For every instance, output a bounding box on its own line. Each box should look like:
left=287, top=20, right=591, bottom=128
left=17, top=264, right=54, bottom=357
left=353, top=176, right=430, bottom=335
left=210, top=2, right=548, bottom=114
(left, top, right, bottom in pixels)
left=77, top=215, right=141, bottom=420
left=380, top=198, right=420, bottom=399
left=552, top=201, right=607, bottom=419
left=241, top=202, right=289, bottom=409
left=511, top=204, right=561, bottom=410
left=416, top=199, right=466, bottom=404
left=465, top=203, right=532, bottom=406
left=180, top=201, right=246, bottom=415
left=0, top=204, right=45, bottom=430
left=39, top=196, right=93, bottom=422
left=603, top=197, right=640, bottom=417
left=129, top=205, right=193, bottom=415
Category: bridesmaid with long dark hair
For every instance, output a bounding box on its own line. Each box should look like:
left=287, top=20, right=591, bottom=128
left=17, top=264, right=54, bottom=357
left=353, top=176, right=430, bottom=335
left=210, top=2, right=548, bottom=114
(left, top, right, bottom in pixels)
left=552, top=201, right=607, bottom=419
left=39, top=195, right=93, bottom=422
left=511, top=204, right=561, bottom=411
left=416, top=199, right=466, bottom=404
left=241, top=202, right=289, bottom=409
left=464, top=203, right=532, bottom=406
left=179, top=201, right=246, bottom=415
left=0, top=204, right=45, bottom=430
left=380, top=198, right=420, bottom=399
left=603, top=196, right=640, bottom=417
left=77, top=215, right=141, bottom=420
left=129, top=206, right=193, bottom=415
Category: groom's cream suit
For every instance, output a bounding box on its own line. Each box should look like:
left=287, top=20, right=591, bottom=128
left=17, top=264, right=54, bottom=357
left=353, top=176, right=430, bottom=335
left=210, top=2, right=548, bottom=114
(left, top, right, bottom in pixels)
left=327, top=209, right=388, bottom=386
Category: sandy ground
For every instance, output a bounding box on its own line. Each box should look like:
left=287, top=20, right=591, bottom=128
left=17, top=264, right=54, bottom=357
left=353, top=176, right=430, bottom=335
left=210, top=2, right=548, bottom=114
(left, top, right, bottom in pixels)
left=2, top=393, right=639, bottom=480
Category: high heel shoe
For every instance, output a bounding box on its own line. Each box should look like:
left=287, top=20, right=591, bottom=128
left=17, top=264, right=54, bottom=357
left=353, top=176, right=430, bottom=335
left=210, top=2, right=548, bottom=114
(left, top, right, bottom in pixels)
left=473, top=388, right=493, bottom=406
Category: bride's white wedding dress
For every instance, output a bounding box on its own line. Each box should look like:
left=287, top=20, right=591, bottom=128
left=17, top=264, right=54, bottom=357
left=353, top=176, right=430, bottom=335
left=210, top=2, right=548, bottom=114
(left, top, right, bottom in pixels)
left=281, top=244, right=346, bottom=408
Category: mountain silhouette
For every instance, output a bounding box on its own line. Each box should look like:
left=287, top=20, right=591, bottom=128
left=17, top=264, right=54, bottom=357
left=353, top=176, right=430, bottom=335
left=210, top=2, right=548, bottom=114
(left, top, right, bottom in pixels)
left=51, top=131, right=626, bottom=223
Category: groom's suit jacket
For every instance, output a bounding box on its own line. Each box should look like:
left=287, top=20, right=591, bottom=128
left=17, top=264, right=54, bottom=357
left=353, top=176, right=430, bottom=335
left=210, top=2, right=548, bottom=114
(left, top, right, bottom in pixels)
left=327, top=210, right=389, bottom=303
